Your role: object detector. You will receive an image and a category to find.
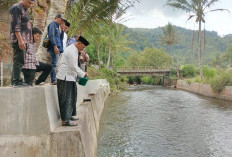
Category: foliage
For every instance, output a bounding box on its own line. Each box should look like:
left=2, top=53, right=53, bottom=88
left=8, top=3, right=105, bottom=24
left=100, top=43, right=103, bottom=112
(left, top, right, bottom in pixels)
left=166, top=0, right=229, bottom=81
left=123, top=26, right=232, bottom=66
left=203, top=66, right=216, bottom=82
left=181, top=65, right=196, bottom=78
left=159, top=22, right=179, bottom=54
left=210, top=72, right=232, bottom=92
left=88, top=67, right=127, bottom=91
left=141, top=76, right=163, bottom=85
left=126, top=47, right=172, bottom=68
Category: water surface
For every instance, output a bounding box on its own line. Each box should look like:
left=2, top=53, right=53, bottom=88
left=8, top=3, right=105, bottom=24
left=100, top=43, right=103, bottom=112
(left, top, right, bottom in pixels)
left=97, top=86, right=232, bottom=157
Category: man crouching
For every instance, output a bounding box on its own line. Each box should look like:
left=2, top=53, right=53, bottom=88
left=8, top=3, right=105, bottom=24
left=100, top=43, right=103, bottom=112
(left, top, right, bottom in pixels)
left=56, top=36, right=89, bottom=126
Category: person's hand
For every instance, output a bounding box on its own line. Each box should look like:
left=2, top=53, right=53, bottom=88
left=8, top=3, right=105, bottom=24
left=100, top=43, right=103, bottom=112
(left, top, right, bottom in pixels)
left=18, top=40, right=26, bottom=50
left=84, top=73, right=88, bottom=77
left=54, top=46, right=59, bottom=54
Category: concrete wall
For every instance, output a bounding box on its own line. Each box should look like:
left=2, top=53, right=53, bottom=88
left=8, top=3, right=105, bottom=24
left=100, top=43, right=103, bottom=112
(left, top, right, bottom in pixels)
left=0, top=79, right=110, bottom=157
left=176, top=80, right=232, bottom=101
left=0, top=4, right=10, bottom=22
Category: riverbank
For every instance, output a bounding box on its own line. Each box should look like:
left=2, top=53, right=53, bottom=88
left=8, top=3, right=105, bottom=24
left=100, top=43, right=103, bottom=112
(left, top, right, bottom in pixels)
left=0, top=79, right=110, bottom=157
left=176, top=80, right=232, bottom=101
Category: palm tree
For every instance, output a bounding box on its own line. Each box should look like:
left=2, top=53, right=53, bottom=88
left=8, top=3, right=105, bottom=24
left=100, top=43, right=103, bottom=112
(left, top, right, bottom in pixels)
left=166, top=0, right=229, bottom=81
left=159, top=22, right=178, bottom=54
left=111, top=24, right=135, bottom=68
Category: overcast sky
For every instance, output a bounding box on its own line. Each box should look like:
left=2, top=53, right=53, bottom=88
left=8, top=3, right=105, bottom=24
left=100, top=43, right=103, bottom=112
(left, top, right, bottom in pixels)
left=121, top=0, right=232, bottom=36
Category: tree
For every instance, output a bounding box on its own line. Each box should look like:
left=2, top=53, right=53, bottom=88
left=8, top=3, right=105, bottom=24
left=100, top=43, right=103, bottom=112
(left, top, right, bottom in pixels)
left=166, top=0, right=229, bottom=81
left=159, top=22, right=178, bottom=54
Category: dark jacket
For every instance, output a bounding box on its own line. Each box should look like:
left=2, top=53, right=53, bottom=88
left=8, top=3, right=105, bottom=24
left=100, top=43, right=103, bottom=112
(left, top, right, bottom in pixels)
left=47, top=21, right=64, bottom=52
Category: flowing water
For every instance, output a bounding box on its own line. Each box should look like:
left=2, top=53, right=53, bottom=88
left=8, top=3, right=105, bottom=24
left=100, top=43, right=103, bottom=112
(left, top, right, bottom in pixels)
left=97, top=85, right=232, bottom=157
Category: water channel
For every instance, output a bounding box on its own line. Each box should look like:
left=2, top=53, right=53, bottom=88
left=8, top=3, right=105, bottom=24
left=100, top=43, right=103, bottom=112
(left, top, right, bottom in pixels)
left=97, top=85, right=232, bottom=157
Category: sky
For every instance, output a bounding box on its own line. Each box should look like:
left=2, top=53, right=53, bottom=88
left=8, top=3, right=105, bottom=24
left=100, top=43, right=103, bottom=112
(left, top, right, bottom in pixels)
left=121, top=0, right=232, bottom=36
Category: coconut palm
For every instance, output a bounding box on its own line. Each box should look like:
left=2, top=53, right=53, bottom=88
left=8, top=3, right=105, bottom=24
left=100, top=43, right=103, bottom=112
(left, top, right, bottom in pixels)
left=166, top=0, right=229, bottom=81
left=159, top=22, right=178, bottom=54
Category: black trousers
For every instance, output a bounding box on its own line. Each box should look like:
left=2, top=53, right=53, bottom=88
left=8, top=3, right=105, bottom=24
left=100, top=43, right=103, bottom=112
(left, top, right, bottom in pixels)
left=57, top=79, right=77, bottom=122
left=22, top=62, right=52, bottom=85
left=11, top=42, right=27, bottom=85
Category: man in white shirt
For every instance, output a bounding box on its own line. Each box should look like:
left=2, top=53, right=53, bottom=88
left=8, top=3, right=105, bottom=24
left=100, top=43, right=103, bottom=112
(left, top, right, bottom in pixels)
left=57, top=36, right=89, bottom=126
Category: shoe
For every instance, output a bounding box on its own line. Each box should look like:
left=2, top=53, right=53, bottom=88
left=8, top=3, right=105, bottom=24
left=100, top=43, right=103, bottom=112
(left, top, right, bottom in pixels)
left=71, top=116, right=79, bottom=121
left=35, top=82, right=46, bottom=85
left=13, top=82, right=30, bottom=88
left=62, top=120, right=77, bottom=126
left=50, top=81, right=57, bottom=85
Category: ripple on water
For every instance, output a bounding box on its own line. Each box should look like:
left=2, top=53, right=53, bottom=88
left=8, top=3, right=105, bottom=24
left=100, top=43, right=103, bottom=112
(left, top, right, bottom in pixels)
left=97, top=86, right=232, bottom=157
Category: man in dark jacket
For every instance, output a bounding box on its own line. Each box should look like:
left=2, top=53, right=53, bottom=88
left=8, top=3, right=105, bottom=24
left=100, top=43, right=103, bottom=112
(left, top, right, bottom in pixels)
left=10, top=0, right=35, bottom=87
left=47, top=14, right=65, bottom=85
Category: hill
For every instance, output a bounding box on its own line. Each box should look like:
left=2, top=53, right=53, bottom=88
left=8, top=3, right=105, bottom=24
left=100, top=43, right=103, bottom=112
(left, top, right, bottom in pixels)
left=123, top=25, right=232, bottom=65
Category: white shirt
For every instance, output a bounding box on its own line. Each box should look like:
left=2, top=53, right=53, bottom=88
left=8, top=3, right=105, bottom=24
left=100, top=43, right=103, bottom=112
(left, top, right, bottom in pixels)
left=63, top=32, right=68, bottom=51
left=57, top=44, right=85, bottom=81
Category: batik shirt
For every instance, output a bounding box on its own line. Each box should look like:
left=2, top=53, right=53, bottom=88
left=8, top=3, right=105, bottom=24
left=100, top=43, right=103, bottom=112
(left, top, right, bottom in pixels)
left=23, top=43, right=39, bottom=70
left=10, top=3, right=33, bottom=44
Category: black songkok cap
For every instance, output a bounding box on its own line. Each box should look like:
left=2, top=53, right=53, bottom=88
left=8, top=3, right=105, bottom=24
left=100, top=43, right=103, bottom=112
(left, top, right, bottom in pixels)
left=77, top=36, right=89, bottom=46
left=64, top=20, right=70, bottom=27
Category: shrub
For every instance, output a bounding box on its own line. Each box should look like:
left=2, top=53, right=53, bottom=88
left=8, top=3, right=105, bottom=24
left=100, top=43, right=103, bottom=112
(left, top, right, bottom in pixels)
left=141, top=76, right=162, bottom=85
left=181, top=65, right=196, bottom=78
left=203, top=66, right=216, bottom=82
left=194, top=76, right=201, bottom=83
left=210, top=72, right=232, bottom=92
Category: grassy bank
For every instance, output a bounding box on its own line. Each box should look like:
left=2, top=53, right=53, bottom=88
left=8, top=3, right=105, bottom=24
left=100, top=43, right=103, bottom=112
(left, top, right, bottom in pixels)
left=180, top=65, right=232, bottom=92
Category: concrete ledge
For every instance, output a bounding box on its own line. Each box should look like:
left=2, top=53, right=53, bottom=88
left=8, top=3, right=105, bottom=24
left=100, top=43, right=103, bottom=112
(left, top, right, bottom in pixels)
left=0, top=79, right=110, bottom=157
left=176, top=80, right=232, bottom=101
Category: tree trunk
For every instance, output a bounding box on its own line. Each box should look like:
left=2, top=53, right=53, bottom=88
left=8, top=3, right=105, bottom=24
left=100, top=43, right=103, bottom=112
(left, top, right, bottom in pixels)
left=106, top=17, right=113, bottom=69
left=97, top=43, right=101, bottom=68
left=168, top=45, right=170, bottom=54
left=36, top=0, right=69, bottom=63
left=198, top=21, right=203, bottom=81
left=192, top=30, right=195, bottom=60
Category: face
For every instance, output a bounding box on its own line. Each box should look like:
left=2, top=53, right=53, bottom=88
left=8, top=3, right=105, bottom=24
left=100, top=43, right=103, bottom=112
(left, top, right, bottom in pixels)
left=77, top=42, right=86, bottom=51
left=22, top=0, right=34, bottom=9
left=56, top=18, right=64, bottom=25
left=33, top=33, right=41, bottom=42
left=64, top=26, right=69, bottom=33
left=60, top=21, right=66, bottom=30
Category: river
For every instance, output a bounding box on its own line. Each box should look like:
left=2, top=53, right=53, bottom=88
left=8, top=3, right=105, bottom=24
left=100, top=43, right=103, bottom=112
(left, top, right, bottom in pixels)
left=97, top=85, right=232, bottom=157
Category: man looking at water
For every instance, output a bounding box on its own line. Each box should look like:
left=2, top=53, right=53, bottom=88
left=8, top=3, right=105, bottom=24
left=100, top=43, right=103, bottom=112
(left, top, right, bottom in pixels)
left=10, top=0, right=35, bottom=87
left=47, top=14, right=65, bottom=85
left=56, top=36, right=89, bottom=126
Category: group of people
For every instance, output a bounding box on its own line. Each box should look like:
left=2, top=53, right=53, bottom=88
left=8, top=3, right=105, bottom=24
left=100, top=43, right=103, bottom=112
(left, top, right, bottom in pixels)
left=10, top=0, right=90, bottom=126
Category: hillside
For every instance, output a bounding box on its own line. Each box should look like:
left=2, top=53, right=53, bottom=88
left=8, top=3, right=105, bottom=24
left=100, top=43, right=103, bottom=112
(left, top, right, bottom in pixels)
left=123, top=26, right=232, bottom=65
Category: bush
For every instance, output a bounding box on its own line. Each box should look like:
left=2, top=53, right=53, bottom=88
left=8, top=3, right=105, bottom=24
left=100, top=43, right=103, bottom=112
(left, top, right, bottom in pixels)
left=181, top=65, right=196, bottom=78
left=203, top=66, right=216, bottom=82
left=88, top=67, right=126, bottom=92
left=141, top=76, right=162, bottom=85
left=210, top=72, right=232, bottom=92
left=194, top=76, right=201, bottom=83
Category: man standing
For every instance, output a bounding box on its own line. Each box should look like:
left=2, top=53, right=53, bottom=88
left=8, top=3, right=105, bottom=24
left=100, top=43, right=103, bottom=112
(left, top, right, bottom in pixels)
left=10, top=0, right=35, bottom=87
left=22, top=27, right=52, bottom=85
left=56, top=36, right=89, bottom=126
left=47, top=14, right=65, bottom=85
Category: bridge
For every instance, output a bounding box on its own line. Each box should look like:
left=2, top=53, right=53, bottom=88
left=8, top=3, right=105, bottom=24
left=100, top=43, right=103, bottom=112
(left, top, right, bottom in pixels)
left=116, top=66, right=171, bottom=76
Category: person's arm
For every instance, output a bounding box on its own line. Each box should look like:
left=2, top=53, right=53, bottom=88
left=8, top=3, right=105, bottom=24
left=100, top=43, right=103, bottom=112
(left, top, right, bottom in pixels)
left=80, top=51, right=90, bottom=62
left=48, top=23, right=59, bottom=53
left=11, top=7, right=25, bottom=50
left=67, top=50, right=86, bottom=78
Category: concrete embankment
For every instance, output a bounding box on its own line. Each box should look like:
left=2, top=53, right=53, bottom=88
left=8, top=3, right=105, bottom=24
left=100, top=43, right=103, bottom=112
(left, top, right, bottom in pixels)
left=176, top=80, right=232, bottom=101
left=0, top=79, right=110, bottom=157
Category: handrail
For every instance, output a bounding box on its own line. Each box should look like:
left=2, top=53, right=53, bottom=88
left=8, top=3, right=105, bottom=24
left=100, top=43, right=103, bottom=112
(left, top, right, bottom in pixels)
left=116, top=66, right=170, bottom=71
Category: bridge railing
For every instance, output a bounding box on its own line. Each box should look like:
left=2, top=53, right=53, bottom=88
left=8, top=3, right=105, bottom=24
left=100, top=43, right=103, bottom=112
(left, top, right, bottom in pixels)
left=116, top=66, right=170, bottom=71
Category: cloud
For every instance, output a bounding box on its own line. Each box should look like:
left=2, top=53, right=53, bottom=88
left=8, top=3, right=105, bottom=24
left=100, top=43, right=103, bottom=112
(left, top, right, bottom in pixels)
left=122, top=0, right=232, bottom=35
